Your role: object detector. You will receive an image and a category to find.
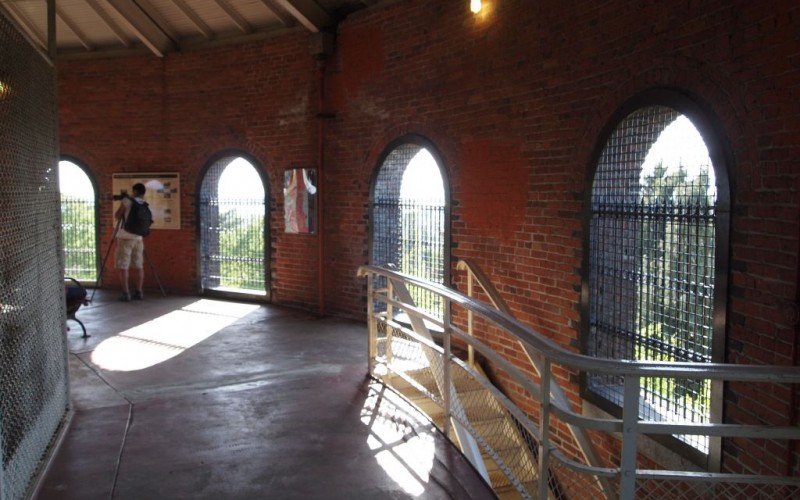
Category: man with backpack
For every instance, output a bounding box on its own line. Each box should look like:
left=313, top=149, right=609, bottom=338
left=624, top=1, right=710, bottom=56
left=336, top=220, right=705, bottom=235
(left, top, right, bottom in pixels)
left=114, top=182, right=152, bottom=301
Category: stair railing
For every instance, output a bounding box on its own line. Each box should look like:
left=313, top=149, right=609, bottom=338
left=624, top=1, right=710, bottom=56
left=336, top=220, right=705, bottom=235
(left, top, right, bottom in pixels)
left=358, top=264, right=800, bottom=499
left=456, top=258, right=613, bottom=497
left=364, top=267, right=491, bottom=483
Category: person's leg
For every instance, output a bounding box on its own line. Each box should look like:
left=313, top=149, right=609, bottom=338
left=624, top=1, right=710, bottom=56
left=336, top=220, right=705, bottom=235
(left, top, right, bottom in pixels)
left=118, top=268, right=130, bottom=298
left=131, top=268, right=144, bottom=299
left=115, top=239, right=134, bottom=301
left=131, top=239, right=145, bottom=300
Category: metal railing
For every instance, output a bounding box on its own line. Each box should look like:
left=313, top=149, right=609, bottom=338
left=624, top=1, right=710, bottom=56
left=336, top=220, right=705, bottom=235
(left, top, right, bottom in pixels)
left=358, top=264, right=800, bottom=499
left=61, top=194, right=97, bottom=282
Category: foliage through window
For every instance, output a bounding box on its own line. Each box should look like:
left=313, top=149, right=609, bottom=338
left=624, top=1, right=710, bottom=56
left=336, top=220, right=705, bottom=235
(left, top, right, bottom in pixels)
left=371, top=141, right=447, bottom=320
left=59, top=159, right=97, bottom=282
left=586, top=104, right=724, bottom=458
left=198, top=156, right=267, bottom=296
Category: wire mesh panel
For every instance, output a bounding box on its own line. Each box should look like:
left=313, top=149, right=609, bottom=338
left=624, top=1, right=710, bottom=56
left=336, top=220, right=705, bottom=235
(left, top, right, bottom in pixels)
left=588, top=106, right=718, bottom=453
left=636, top=477, right=800, bottom=499
left=0, top=11, right=70, bottom=500
left=199, top=156, right=268, bottom=296
left=372, top=144, right=446, bottom=319
left=59, top=160, right=97, bottom=281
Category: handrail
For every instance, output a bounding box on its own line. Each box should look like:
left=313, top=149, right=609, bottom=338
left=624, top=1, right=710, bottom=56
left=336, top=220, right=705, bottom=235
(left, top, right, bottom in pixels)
left=359, top=264, right=800, bottom=382
left=457, top=258, right=612, bottom=496
left=358, top=264, right=800, bottom=499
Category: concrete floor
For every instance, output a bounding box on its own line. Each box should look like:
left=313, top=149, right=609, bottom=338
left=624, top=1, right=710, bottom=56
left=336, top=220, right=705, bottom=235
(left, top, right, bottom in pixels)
left=34, top=291, right=495, bottom=499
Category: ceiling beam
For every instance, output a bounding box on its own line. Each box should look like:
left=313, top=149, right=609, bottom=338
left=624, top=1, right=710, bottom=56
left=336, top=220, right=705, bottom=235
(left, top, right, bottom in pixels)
left=85, top=0, right=132, bottom=47
left=271, top=0, right=334, bottom=32
left=259, top=0, right=297, bottom=27
left=170, top=0, right=214, bottom=39
left=213, top=0, right=252, bottom=34
left=1, top=1, right=46, bottom=51
left=105, top=0, right=175, bottom=57
left=56, top=5, right=94, bottom=51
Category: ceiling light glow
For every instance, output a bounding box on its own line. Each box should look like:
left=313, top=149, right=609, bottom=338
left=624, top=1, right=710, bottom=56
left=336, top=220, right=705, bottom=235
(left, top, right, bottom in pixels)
left=470, top=0, right=482, bottom=14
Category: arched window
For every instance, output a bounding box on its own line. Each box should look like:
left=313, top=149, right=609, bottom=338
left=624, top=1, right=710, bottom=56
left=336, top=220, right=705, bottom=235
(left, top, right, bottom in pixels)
left=198, top=154, right=269, bottom=299
left=583, top=92, right=729, bottom=466
left=371, top=137, right=449, bottom=319
left=58, top=159, right=97, bottom=282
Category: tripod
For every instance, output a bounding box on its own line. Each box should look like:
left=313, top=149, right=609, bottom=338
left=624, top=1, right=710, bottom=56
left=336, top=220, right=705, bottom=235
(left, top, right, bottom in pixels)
left=91, top=217, right=166, bottom=302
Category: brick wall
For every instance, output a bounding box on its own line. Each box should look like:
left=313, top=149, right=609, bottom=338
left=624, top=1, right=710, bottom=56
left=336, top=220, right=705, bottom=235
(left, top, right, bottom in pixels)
left=59, top=32, right=320, bottom=306
left=59, top=0, right=799, bottom=476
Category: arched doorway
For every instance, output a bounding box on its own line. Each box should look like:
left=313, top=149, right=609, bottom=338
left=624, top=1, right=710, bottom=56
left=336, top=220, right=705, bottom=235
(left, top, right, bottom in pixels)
left=198, top=155, right=269, bottom=300
left=58, top=158, right=98, bottom=282
left=371, top=137, right=449, bottom=319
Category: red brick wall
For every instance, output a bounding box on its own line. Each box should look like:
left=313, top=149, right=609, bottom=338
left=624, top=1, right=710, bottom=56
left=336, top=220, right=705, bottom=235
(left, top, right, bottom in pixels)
left=323, top=0, right=799, bottom=475
left=58, top=0, right=799, bottom=476
left=59, top=33, right=321, bottom=306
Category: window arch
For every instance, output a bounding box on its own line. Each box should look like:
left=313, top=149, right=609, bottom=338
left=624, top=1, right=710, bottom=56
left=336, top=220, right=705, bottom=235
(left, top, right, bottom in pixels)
left=58, top=158, right=98, bottom=282
left=198, top=153, right=269, bottom=300
left=582, top=90, right=730, bottom=466
left=370, top=136, right=450, bottom=319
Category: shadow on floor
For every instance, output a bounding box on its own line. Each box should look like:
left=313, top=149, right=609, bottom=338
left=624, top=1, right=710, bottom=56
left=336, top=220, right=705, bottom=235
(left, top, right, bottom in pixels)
left=38, top=291, right=494, bottom=499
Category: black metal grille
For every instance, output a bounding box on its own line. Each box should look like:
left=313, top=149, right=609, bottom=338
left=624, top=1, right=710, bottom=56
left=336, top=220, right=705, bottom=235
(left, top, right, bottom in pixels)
left=372, top=144, right=446, bottom=319
left=199, top=157, right=267, bottom=295
left=1, top=11, right=70, bottom=500
left=588, top=106, right=717, bottom=452
left=59, top=161, right=97, bottom=282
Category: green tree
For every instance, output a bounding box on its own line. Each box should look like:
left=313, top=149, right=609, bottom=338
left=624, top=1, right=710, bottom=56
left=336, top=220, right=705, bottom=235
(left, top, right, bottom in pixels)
left=218, top=209, right=264, bottom=291
left=61, top=195, right=96, bottom=281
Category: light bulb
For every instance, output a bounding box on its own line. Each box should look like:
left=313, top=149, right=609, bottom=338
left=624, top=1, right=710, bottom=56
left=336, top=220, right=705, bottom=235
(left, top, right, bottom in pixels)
left=470, top=0, right=482, bottom=14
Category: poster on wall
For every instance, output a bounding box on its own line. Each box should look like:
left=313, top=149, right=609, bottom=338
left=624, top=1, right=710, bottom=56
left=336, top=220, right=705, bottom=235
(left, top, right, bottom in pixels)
left=284, top=168, right=317, bottom=234
left=112, top=173, right=180, bottom=230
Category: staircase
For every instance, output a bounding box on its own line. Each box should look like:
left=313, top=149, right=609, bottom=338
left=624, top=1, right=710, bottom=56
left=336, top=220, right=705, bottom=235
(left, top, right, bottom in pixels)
left=358, top=263, right=800, bottom=500
left=375, top=324, right=543, bottom=499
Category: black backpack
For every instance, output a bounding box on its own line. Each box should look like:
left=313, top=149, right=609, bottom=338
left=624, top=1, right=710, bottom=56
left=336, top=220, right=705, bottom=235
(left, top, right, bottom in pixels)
left=125, top=199, right=153, bottom=236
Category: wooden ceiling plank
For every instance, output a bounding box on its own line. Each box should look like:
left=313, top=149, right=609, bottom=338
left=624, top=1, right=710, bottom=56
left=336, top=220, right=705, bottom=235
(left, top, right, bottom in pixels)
left=134, top=0, right=178, bottom=39
left=85, top=0, right=132, bottom=47
left=105, top=0, right=175, bottom=56
left=55, top=6, right=94, bottom=51
left=168, top=0, right=213, bottom=39
left=213, top=0, right=252, bottom=34
left=271, top=0, right=333, bottom=32
left=258, top=0, right=297, bottom=27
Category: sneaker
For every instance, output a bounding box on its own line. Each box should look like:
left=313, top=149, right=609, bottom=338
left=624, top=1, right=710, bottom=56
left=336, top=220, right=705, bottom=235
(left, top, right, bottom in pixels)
left=132, top=290, right=144, bottom=300
left=118, top=292, right=131, bottom=302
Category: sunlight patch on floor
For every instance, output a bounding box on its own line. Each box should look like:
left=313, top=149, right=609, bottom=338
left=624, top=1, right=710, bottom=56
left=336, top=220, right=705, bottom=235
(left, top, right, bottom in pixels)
left=361, top=381, right=435, bottom=497
left=91, top=299, right=259, bottom=372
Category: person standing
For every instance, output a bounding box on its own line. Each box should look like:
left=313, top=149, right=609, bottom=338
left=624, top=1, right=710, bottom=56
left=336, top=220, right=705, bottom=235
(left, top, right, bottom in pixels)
left=114, top=183, right=147, bottom=301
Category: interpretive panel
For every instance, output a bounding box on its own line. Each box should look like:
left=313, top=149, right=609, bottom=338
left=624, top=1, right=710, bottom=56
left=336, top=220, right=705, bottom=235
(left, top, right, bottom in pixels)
left=112, top=173, right=180, bottom=230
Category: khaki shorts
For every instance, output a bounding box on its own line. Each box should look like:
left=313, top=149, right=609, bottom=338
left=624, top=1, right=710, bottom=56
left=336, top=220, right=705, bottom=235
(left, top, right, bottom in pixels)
left=115, top=238, right=144, bottom=269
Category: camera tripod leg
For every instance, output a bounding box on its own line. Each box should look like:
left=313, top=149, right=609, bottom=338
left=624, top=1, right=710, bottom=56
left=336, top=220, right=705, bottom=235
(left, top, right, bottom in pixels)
left=144, top=248, right=167, bottom=297
left=90, top=218, right=123, bottom=303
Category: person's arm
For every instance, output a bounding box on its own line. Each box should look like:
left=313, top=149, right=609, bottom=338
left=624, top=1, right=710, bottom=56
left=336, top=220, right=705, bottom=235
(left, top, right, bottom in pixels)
left=115, top=198, right=129, bottom=223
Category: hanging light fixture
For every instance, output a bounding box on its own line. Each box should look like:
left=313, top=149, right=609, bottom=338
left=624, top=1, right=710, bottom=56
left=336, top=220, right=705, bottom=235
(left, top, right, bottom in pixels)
left=470, top=0, right=482, bottom=14
left=0, top=80, right=9, bottom=100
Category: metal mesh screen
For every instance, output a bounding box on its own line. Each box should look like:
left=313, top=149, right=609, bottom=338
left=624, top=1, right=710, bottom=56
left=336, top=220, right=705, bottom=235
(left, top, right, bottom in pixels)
left=636, top=477, right=800, bottom=499
left=372, top=145, right=446, bottom=319
left=199, top=157, right=268, bottom=295
left=588, top=106, right=717, bottom=453
left=0, top=12, right=70, bottom=500
left=59, top=161, right=97, bottom=281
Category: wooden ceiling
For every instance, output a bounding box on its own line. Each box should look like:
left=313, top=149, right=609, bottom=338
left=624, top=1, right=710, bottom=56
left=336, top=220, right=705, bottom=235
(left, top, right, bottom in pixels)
left=0, top=0, right=383, bottom=58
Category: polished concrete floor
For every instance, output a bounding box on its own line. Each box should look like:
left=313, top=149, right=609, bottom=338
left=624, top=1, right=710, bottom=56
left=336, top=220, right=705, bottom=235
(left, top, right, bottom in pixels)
left=36, top=291, right=495, bottom=499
